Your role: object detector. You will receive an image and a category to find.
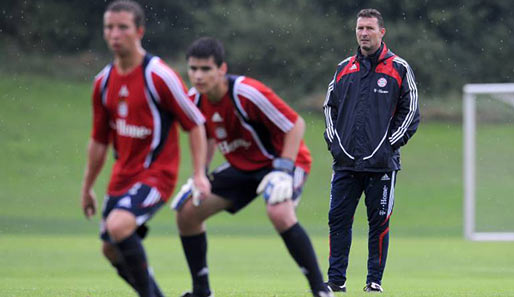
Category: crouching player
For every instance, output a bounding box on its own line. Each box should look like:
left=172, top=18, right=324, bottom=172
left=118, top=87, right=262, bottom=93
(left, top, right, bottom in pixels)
left=171, top=37, right=332, bottom=297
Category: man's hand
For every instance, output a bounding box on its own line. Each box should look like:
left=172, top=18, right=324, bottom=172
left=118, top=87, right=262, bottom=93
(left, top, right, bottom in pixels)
left=171, top=174, right=211, bottom=211
left=256, top=158, right=294, bottom=204
left=81, top=188, right=97, bottom=219
left=193, top=172, right=211, bottom=206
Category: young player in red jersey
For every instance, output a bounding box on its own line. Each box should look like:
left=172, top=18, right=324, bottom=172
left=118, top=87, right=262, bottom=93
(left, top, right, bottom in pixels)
left=171, top=37, right=332, bottom=297
left=80, top=2, right=210, bottom=297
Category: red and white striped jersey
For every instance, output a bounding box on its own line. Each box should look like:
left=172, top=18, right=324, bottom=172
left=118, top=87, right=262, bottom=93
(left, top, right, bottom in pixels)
left=91, top=54, right=205, bottom=200
left=190, top=75, right=311, bottom=173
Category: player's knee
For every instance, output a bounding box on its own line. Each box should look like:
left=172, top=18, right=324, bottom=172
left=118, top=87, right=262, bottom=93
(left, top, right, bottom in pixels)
left=176, top=204, right=203, bottom=232
left=267, top=204, right=297, bottom=232
left=106, top=213, right=136, bottom=242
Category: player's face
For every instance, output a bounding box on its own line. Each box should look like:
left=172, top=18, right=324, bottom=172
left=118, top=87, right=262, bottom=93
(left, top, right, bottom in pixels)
left=103, top=11, right=143, bottom=57
left=187, top=57, right=226, bottom=94
left=356, top=17, right=385, bottom=55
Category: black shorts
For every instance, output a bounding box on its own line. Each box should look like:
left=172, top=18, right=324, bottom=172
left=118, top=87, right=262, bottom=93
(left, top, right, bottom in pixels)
left=210, top=163, right=308, bottom=214
left=100, top=183, right=164, bottom=242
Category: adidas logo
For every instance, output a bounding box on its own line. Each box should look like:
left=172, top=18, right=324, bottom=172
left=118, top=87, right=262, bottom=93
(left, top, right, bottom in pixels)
left=381, top=174, right=390, bottom=181
left=117, top=196, right=132, bottom=208
left=119, top=85, right=129, bottom=97
left=350, top=64, right=357, bottom=70
left=212, top=112, right=223, bottom=122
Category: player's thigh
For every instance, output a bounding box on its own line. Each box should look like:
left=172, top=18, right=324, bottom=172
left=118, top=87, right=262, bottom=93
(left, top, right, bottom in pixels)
left=209, top=163, right=268, bottom=214
left=178, top=192, right=231, bottom=223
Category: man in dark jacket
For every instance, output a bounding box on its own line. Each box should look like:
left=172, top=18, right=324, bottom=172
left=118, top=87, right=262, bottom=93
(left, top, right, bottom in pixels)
left=323, top=8, right=420, bottom=293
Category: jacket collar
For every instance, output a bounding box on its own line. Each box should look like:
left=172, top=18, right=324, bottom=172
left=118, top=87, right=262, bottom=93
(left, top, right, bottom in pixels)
left=356, top=42, right=394, bottom=64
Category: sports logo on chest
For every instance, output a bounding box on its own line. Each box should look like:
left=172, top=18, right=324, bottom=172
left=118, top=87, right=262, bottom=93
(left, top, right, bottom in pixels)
left=117, top=85, right=130, bottom=118
left=211, top=111, right=227, bottom=139
left=374, top=77, right=389, bottom=94
left=215, top=127, right=227, bottom=139
left=377, top=77, right=387, bottom=88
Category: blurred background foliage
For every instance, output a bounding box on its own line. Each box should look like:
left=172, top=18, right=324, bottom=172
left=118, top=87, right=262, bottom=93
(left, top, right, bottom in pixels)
left=1, top=0, right=513, bottom=106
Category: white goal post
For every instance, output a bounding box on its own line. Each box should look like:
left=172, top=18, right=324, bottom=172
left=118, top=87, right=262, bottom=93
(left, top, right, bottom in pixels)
left=463, top=83, right=514, bottom=241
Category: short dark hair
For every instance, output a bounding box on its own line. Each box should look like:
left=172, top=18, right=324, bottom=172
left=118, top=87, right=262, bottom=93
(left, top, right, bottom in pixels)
left=186, top=37, right=225, bottom=67
left=106, top=0, right=145, bottom=28
left=357, top=8, right=384, bottom=28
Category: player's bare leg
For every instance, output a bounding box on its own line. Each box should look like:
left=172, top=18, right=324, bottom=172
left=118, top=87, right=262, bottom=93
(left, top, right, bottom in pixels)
left=176, top=194, right=230, bottom=297
left=267, top=200, right=331, bottom=297
left=106, top=210, right=155, bottom=297
left=176, top=194, right=230, bottom=235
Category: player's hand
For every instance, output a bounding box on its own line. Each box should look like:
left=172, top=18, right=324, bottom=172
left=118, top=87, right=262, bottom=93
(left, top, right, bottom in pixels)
left=81, top=188, right=97, bottom=219
left=193, top=172, right=211, bottom=206
left=256, top=158, right=294, bottom=204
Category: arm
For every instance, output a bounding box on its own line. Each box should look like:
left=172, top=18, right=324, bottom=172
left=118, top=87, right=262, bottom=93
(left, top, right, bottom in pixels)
left=188, top=125, right=211, bottom=198
left=81, top=139, right=108, bottom=219
left=388, top=62, right=420, bottom=149
left=281, top=116, right=305, bottom=161
left=205, top=138, right=216, bottom=171
left=323, top=74, right=338, bottom=149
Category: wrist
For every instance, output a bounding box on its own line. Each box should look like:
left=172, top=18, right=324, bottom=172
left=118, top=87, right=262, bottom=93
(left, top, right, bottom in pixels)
left=193, top=170, right=207, bottom=178
left=272, top=157, right=294, bottom=174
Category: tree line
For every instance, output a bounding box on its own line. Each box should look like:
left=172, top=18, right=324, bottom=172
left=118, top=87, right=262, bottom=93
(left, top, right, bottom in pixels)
left=1, top=0, right=513, bottom=101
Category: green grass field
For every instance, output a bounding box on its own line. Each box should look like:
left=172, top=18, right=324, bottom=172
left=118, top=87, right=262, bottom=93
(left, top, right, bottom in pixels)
left=1, top=74, right=514, bottom=296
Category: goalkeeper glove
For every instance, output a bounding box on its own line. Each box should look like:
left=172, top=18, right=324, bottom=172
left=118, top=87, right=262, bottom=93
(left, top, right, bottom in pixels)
left=256, top=157, right=294, bottom=204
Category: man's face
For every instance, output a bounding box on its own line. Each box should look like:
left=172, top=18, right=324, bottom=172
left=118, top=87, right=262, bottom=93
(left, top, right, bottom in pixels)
left=103, top=11, right=143, bottom=56
left=355, top=17, right=385, bottom=54
left=187, top=57, right=226, bottom=94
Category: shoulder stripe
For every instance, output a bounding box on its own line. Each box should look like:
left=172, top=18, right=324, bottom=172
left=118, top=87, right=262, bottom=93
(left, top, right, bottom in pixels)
left=144, top=57, right=161, bottom=103
left=389, top=57, right=418, bottom=145
left=231, top=76, right=249, bottom=119
left=188, top=87, right=201, bottom=105
left=236, top=82, right=294, bottom=132
left=148, top=59, right=205, bottom=124
left=338, top=56, right=353, bottom=66
left=323, top=78, right=335, bottom=142
left=97, top=64, right=113, bottom=106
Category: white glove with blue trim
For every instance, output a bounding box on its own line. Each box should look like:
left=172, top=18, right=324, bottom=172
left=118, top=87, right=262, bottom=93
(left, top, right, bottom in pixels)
left=170, top=178, right=201, bottom=211
left=256, top=158, right=294, bottom=205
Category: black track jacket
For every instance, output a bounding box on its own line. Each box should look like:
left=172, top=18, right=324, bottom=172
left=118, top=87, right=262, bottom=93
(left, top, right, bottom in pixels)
left=323, top=43, right=420, bottom=172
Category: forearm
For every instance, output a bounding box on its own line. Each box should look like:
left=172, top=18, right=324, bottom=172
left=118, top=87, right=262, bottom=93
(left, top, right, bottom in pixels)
left=188, top=125, right=208, bottom=177
left=81, top=139, right=108, bottom=193
left=205, top=138, right=216, bottom=170
left=281, top=116, right=305, bottom=161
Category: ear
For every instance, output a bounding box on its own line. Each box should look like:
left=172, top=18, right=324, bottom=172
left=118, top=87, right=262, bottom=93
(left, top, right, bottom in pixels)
left=137, top=26, right=145, bottom=39
left=220, top=62, right=228, bottom=75
left=380, top=27, right=386, bottom=38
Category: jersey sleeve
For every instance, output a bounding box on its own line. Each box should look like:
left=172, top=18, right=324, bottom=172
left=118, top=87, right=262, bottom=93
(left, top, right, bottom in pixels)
left=236, top=78, right=298, bottom=134
left=90, top=78, right=110, bottom=144
left=149, top=60, right=205, bottom=131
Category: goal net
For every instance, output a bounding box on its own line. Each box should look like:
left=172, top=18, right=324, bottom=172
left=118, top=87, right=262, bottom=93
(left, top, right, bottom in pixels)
left=463, top=83, right=514, bottom=241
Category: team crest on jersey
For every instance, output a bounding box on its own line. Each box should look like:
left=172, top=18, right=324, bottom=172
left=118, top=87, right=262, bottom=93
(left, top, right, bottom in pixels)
left=118, top=100, right=128, bottom=118
left=377, top=77, right=387, bottom=88
left=215, top=127, right=227, bottom=139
